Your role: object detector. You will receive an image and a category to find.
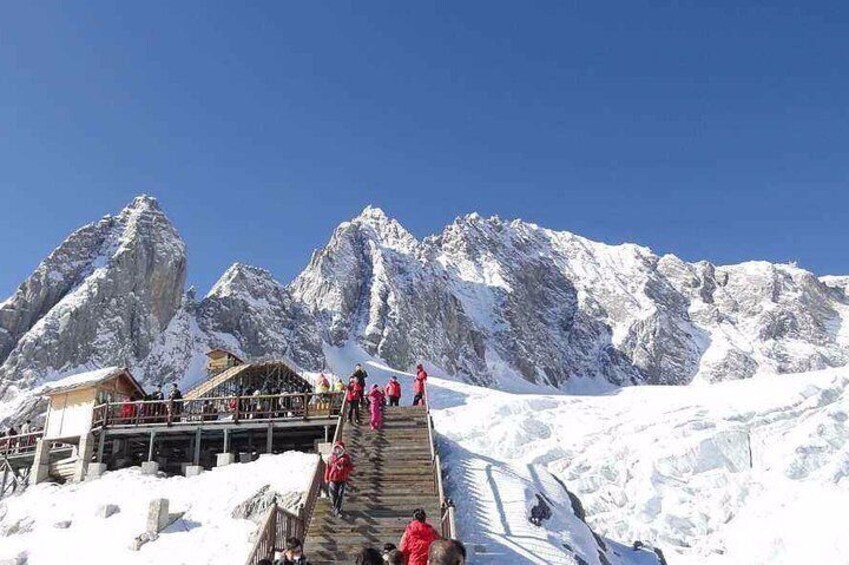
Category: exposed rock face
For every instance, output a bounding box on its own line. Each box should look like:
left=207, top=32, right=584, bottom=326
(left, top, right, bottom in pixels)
left=2, top=199, right=848, bottom=409
left=0, top=196, right=187, bottom=396
left=197, top=263, right=324, bottom=370
left=292, top=208, right=849, bottom=387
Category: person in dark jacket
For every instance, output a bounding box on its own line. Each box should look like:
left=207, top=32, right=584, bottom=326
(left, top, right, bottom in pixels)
left=385, top=376, right=402, bottom=407
left=413, top=364, right=428, bottom=406
left=353, top=363, right=369, bottom=408
left=168, top=382, right=183, bottom=421
left=346, top=376, right=364, bottom=424
left=324, top=441, right=355, bottom=517
left=427, top=540, right=467, bottom=565
left=399, top=508, right=441, bottom=565
left=278, top=536, right=310, bottom=565
left=355, top=548, right=383, bottom=565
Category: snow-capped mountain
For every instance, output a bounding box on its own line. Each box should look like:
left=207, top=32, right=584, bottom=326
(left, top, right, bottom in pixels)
left=294, top=206, right=849, bottom=388
left=1, top=197, right=848, bottom=411
left=0, top=196, right=187, bottom=400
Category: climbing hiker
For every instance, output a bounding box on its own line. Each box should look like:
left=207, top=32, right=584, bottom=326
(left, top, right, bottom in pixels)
left=368, top=384, right=386, bottom=431
left=400, top=508, right=441, bottom=565
left=385, top=375, right=402, bottom=406
left=353, top=363, right=369, bottom=408
left=279, top=536, right=310, bottom=565
left=346, top=376, right=364, bottom=424
left=333, top=376, right=345, bottom=393
left=353, top=363, right=369, bottom=390
left=413, top=364, right=428, bottom=406
left=324, top=441, right=354, bottom=517
left=427, top=540, right=467, bottom=565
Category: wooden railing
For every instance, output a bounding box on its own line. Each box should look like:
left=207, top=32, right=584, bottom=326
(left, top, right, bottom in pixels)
left=0, top=431, right=43, bottom=457
left=422, top=380, right=457, bottom=539
left=244, top=457, right=326, bottom=565
left=244, top=504, right=303, bottom=565
left=92, top=392, right=345, bottom=429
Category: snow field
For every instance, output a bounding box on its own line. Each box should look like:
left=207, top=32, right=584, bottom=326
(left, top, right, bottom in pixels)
left=0, top=452, right=318, bottom=565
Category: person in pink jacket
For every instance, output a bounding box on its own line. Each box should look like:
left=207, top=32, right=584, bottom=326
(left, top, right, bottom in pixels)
left=367, top=384, right=386, bottom=430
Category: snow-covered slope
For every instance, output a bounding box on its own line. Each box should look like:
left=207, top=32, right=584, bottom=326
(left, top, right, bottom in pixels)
left=294, top=207, right=849, bottom=388
left=427, top=368, right=849, bottom=564
left=0, top=452, right=319, bottom=564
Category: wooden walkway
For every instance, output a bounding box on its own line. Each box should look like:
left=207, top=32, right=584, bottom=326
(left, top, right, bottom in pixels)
left=304, top=405, right=447, bottom=564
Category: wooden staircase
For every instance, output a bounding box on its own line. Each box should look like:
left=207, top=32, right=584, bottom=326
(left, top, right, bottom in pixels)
left=305, top=405, right=443, bottom=564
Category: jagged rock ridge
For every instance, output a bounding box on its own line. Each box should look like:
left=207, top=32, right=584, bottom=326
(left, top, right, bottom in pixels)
left=1, top=198, right=848, bottom=417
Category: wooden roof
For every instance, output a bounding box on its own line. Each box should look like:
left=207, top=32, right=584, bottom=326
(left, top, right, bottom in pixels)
left=184, top=360, right=310, bottom=400
left=42, top=367, right=146, bottom=398
left=205, top=348, right=244, bottom=362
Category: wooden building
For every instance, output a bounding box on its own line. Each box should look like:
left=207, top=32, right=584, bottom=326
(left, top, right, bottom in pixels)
left=206, top=348, right=244, bottom=377
left=186, top=360, right=312, bottom=400
left=33, top=367, right=145, bottom=483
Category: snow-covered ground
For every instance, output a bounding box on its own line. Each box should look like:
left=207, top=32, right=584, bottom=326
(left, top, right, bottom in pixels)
left=0, top=452, right=318, bottom=564
left=425, top=368, right=849, bottom=565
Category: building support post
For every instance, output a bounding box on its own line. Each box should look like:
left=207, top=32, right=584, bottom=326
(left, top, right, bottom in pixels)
left=97, top=431, right=106, bottom=463
left=266, top=422, right=273, bottom=454
left=193, top=428, right=202, bottom=466
left=223, top=428, right=230, bottom=453
left=147, top=430, right=156, bottom=462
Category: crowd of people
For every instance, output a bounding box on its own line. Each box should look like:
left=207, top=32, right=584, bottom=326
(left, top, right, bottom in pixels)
left=343, top=363, right=429, bottom=428
left=308, top=363, right=464, bottom=565
left=0, top=419, right=41, bottom=453
left=256, top=528, right=466, bottom=565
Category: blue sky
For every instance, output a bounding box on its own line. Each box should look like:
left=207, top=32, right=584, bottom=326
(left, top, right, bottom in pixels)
left=1, top=2, right=847, bottom=296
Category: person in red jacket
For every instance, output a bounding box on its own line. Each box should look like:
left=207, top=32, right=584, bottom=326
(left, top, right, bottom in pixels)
left=367, top=384, right=386, bottom=431
left=385, top=375, right=402, bottom=406
left=413, top=364, right=428, bottom=406
left=399, top=508, right=440, bottom=565
left=324, top=441, right=355, bottom=517
left=346, top=376, right=364, bottom=424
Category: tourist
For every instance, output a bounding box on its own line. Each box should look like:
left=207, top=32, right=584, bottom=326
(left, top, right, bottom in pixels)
left=324, top=441, right=355, bottom=517
left=279, top=536, right=310, bottom=565
left=385, top=375, right=401, bottom=406
left=413, top=364, right=428, bottom=406
left=399, top=508, right=441, bottom=565
left=355, top=548, right=383, bottom=565
left=168, top=382, right=183, bottom=421
left=368, top=384, right=386, bottom=431
left=346, top=376, right=363, bottom=424
left=316, top=373, right=331, bottom=409
left=383, top=544, right=404, bottom=565
left=152, top=384, right=167, bottom=422
left=427, top=540, right=467, bottom=565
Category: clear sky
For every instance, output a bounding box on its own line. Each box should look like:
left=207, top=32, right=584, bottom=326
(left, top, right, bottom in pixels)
left=1, top=2, right=847, bottom=297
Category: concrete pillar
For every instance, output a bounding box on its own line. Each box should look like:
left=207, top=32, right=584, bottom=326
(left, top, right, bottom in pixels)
left=146, top=498, right=170, bottom=534
left=141, top=461, right=160, bottom=476
left=193, top=428, right=202, bottom=465
left=86, top=463, right=107, bottom=480
left=73, top=433, right=95, bottom=482
left=30, top=438, right=52, bottom=485
left=184, top=465, right=203, bottom=478
left=216, top=453, right=235, bottom=467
